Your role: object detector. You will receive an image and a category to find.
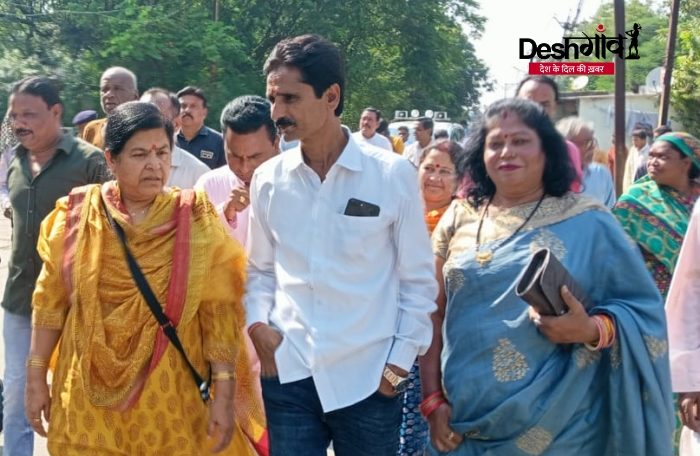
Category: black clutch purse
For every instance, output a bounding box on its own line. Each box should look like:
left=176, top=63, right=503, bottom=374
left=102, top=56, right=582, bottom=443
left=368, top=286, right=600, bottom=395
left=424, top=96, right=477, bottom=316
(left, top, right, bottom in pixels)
left=515, top=248, right=588, bottom=316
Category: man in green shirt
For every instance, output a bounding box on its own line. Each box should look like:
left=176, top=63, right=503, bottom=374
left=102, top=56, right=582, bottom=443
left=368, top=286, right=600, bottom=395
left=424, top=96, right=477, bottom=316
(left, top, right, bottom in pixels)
left=3, top=76, right=107, bottom=455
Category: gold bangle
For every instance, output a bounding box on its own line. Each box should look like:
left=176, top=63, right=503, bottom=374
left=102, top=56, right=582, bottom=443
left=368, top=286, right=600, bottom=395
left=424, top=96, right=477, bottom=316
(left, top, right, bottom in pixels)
left=26, top=356, right=49, bottom=369
left=211, top=371, right=236, bottom=382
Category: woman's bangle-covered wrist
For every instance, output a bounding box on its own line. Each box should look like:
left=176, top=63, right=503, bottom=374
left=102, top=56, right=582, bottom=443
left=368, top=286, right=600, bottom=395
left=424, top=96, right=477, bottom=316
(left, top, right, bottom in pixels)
left=420, top=391, right=447, bottom=418
left=26, top=355, right=49, bottom=370
left=585, top=314, right=616, bottom=351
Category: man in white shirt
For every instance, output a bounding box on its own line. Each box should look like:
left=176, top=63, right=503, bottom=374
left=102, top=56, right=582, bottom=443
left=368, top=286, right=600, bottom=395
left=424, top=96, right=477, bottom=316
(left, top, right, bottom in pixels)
left=247, top=34, right=437, bottom=455
left=195, top=95, right=279, bottom=246
left=352, top=107, right=392, bottom=151
left=623, top=128, right=650, bottom=191
left=140, top=88, right=209, bottom=188
left=403, top=116, right=433, bottom=167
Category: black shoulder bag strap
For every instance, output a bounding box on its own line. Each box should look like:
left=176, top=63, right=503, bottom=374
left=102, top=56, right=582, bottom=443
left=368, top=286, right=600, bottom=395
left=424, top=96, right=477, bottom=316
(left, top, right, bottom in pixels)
left=99, top=196, right=211, bottom=402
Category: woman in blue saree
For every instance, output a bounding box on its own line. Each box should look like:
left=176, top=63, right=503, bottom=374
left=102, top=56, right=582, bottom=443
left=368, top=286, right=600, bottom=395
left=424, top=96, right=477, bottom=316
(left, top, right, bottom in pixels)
left=419, top=99, right=673, bottom=455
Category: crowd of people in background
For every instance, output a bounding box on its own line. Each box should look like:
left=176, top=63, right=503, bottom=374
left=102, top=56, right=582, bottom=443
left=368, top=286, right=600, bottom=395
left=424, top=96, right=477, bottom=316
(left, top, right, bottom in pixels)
left=0, top=33, right=698, bottom=456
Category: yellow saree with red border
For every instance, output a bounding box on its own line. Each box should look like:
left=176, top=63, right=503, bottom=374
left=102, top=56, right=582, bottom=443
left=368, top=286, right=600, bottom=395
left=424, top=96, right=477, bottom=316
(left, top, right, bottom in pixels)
left=32, top=182, right=267, bottom=455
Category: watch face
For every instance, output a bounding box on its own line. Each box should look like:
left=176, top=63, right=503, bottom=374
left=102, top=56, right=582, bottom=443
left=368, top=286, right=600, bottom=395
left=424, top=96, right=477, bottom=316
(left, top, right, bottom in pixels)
left=394, top=379, right=409, bottom=394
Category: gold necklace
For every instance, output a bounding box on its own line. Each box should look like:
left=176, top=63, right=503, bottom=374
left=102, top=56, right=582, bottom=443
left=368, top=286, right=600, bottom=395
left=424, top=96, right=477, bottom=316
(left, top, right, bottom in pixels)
left=128, top=205, right=150, bottom=218
left=474, top=193, right=546, bottom=267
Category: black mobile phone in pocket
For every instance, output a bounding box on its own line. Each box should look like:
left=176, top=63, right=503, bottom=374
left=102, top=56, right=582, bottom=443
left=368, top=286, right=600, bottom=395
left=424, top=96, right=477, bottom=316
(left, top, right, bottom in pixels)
left=343, top=198, right=380, bottom=217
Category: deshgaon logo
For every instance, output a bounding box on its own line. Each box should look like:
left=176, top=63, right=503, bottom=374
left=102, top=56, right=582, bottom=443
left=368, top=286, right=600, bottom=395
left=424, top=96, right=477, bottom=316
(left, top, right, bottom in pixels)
left=519, top=23, right=642, bottom=61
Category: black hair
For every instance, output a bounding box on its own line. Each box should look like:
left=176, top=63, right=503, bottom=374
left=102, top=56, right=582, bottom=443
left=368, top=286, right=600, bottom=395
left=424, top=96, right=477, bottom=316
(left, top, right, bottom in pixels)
left=515, top=75, right=560, bottom=102
left=105, top=101, right=174, bottom=156
left=632, top=129, right=647, bottom=140
left=376, top=118, right=389, bottom=137
left=434, top=129, right=449, bottom=140
left=421, top=139, right=466, bottom=182
left=691, top=166, right=700, bottom=179
left=363, top=107, right=381, bottom=121
left=653, top=125, right=672, bottom=138
left=264, top=34, right=346, bottom=116
left=11, top=76, right=62, bottom=108
left=220, top=95, right=276, bottom=142
left=460, top=98, right=575, bottom=206
left=417, top=116, right=434, bottom=132
left=176, top=86, right=208, bottom=108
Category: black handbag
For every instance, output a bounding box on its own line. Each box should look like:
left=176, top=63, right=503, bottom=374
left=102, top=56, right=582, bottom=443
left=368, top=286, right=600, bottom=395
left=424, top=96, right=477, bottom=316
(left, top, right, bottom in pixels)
left=515, top=248, right=589, bottom=316
left=100, top=197, right=210, bottom=402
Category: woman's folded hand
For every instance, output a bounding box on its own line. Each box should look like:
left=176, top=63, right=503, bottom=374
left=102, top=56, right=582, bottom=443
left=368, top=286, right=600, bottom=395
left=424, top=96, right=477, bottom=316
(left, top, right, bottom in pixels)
left=427, top=402, right=464, bottom=453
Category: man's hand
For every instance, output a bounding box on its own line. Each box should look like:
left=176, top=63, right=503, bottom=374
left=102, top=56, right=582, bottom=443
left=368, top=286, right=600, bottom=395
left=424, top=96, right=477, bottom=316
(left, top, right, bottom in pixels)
left=223, top=187, right=250, bottom=222
left=249, top=324, right=283, bottom=378
left=377, top=364, right=408, bottom=397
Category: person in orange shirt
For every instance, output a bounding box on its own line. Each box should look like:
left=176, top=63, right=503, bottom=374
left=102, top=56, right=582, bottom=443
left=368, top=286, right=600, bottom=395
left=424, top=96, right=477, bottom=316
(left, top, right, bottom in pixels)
left=377, top=118, right=405, bottom=154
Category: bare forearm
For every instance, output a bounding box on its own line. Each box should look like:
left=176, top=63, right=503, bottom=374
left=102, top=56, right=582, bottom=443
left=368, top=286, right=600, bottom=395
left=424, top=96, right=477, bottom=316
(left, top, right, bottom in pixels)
left=27, top=327, right=61, bottom=383
left=419, top=312, right=444, bottom=396
left=30, top=327, right=61, bottom=359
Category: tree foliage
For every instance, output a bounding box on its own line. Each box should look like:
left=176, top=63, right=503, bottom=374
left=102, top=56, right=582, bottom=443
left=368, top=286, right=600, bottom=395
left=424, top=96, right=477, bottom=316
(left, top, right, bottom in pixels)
left=0, top=0, right=490, bottom=128
left=567, top=0, right=667, bottom=92
left=670, top=0, right=700, bottom=132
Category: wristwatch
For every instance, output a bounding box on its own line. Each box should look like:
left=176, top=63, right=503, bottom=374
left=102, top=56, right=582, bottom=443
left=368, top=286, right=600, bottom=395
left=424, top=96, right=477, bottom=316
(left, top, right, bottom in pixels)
left=383, top=366, right=409, bottom=393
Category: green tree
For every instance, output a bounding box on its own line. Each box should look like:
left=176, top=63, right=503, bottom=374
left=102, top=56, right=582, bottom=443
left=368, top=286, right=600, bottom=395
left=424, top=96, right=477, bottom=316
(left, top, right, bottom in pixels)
left=670, top=1, right=700, bottom=133
left=565, top=0, right=667, bottom=92
left=0, top=0, right=490, bottom=130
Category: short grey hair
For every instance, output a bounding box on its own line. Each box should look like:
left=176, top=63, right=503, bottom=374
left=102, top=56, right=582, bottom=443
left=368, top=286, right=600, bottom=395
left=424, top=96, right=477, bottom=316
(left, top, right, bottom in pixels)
left=101, top=66, right=138, bottom=92
left=556, top=116, right=594, bottom=140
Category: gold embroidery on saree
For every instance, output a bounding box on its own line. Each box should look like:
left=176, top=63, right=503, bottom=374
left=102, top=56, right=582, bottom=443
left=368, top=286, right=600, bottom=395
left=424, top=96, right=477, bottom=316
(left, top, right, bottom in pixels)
left=515, top=427, right=553, bottom=455
left=445, top=266, right=466, bottom=295
left=644, top=335, right=668, bottom=361
left=493, top=338, right=529, bottom=382
left=574, top=345, right=601, bottom=368
left=609, top=340, right=621, bottom=369
left=529, top=229, right=567, bottom=261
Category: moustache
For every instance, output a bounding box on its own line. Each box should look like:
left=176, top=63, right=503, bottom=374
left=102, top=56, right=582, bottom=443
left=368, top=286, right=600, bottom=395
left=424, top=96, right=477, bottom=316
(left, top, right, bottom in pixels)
left=181, top=113, right=193, bottom=119
left=275, top=118, right=295, bottom=129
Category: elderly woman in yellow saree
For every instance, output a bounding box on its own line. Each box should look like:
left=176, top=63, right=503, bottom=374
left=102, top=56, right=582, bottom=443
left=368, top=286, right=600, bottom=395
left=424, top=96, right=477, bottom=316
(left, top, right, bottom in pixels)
left=24, top=102, right=265, bottom=455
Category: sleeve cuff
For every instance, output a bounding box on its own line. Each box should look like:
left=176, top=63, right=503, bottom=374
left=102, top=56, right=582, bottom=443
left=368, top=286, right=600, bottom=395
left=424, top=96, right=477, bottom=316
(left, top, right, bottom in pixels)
left=245, top=305, right=270, bottom=328
left=387, top=339, right=420, bottom=373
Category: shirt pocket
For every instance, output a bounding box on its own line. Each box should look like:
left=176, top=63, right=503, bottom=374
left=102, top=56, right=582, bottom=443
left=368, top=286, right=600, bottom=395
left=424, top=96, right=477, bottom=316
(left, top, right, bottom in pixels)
left=332, top=213, right=392, bottom=262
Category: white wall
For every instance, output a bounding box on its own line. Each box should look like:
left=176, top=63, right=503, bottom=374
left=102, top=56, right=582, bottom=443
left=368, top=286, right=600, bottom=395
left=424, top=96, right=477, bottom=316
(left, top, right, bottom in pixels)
left=576, top=94, right=686, bottom=151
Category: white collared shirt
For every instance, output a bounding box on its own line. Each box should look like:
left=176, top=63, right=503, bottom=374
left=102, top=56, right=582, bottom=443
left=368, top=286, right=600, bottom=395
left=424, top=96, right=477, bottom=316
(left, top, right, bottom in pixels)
left=245, top=133, right=437, bottom=412
left=403, top=141, right=431, bottom=167
left=168, top=145, right=210, bottom=189
left=195, top=166, right=249, bottom=246
left=352, top=131, right=393, bottom=151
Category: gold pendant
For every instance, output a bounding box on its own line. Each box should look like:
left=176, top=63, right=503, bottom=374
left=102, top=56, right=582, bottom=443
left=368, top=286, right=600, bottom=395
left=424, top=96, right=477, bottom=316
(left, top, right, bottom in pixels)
left=475, top=249, right=493, bottom=266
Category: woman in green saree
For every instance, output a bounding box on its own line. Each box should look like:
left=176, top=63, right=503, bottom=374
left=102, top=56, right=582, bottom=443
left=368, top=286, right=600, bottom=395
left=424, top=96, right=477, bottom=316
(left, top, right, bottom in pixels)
left=614, top=132, right=700, bottom=298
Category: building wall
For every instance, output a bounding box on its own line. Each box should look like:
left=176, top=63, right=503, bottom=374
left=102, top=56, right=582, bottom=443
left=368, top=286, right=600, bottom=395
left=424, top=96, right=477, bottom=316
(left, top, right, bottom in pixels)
left=572, top=94, right=685, bottom=151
